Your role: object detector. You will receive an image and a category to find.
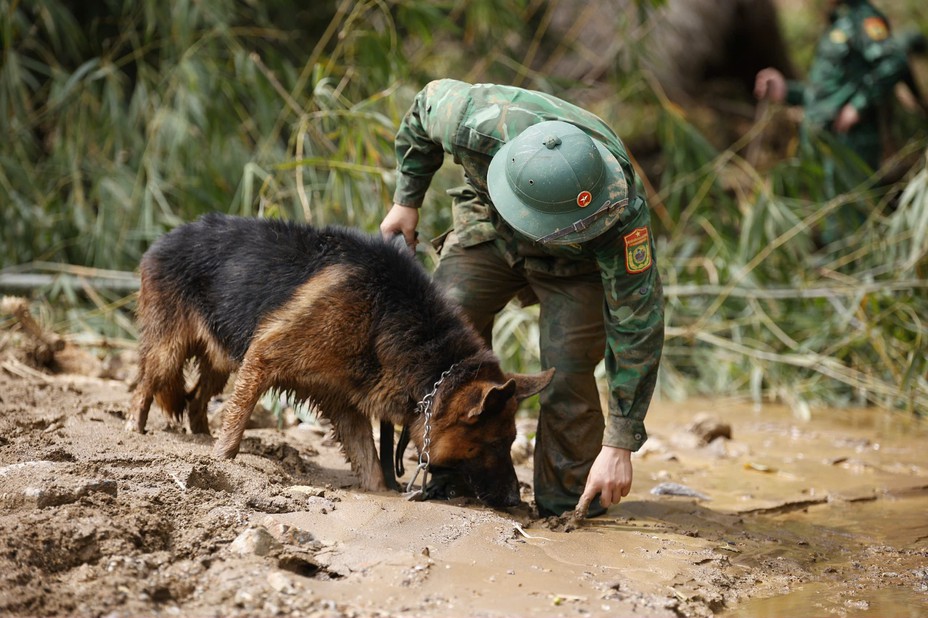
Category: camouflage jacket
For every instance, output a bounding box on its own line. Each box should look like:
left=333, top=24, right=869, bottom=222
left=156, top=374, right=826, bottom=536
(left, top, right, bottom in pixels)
left=392, top=79, right=664, bottom=452
left=786, top=0, right=908, bottom=130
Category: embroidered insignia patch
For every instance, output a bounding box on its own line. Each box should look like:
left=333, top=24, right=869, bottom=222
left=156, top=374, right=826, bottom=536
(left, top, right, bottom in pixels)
left=624, top=227, right=652, bottom=274
left=863, top=17, right=889, bottom=41
left=829, top=28, right=848, bottom=44
left=577, top=190, right=592, bottom=208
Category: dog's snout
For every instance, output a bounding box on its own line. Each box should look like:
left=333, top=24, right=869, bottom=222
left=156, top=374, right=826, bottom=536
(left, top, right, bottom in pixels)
left=480, top=475, right=521, bottom=508
left=502, top=485, right=521, bottom=507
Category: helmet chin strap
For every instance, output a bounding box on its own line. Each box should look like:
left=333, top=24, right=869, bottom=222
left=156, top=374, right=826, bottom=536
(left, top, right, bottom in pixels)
left=535, top=197, right=628, bottom=245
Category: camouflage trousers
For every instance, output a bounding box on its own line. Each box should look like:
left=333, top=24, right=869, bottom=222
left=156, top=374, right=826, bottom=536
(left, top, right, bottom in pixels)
left=804, top=126, right=879, bottom=246
left=433, top=231, right=607, bottom=518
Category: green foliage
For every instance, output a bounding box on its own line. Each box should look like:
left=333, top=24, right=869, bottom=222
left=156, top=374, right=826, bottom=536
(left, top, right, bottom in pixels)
left=1, top=0, right=546, bottom=270
left=656, top=119, right=928, bottom=414
left=2, top=0, right=927, bottom=415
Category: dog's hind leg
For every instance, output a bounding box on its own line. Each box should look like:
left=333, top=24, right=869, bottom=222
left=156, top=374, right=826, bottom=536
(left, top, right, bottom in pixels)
left=187, top=358, right=229, bottom=435
left=127, top=340, right=186, bottom=432
left=131, top=270, right=194, bottom=431
left=329, top=406, right=387, bottom=492
left=126, top=363, right=155, bottom=433
left=155, top=370, right=188, bottom=429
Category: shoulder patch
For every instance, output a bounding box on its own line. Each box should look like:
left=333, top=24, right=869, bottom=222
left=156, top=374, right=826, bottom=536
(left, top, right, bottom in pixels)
left=829, top=28, right=848, bottom=45
left=624, top=227, right=652, bottom=274
left=863, top=17, right=889, bottom=42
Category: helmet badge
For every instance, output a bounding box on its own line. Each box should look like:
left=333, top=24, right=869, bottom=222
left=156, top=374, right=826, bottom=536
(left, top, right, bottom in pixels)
left=542, top=135, right=562, bottom=149
left=577, top=190, right=592, bottom=208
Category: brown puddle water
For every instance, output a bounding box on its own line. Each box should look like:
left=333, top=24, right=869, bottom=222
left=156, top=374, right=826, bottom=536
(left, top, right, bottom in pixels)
left=722, top=493, right=928, bottom=617
left=269, top=397, right=928, bottom=617
left=648, top=398, right=928, bottom=618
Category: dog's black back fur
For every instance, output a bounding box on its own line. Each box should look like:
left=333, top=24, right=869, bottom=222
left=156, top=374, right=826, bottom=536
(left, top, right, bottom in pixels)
left=144, top=213, right=481, bottom=372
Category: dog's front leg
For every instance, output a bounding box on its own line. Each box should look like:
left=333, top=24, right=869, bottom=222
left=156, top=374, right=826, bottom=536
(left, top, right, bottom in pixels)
left=212, top=357, right=266, bottom=459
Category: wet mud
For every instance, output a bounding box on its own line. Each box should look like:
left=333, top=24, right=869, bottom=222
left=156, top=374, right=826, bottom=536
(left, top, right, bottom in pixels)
left=0, top=346, right=926, bottom=617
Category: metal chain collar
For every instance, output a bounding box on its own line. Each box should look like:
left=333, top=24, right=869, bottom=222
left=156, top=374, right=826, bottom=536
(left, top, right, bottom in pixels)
left=405, top=363, right=457, bottom=500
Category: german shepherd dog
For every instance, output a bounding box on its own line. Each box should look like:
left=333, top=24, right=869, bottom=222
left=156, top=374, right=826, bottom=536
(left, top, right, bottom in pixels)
left=127, top=213, right=553, bottom=508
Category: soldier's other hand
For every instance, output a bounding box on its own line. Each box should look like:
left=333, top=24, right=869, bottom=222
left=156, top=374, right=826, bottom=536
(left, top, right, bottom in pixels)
left=833, top=104, right=861, bottom=133
left=380, top=203, right=420, bottom=253
left=754, top=68, right=787, bottom=103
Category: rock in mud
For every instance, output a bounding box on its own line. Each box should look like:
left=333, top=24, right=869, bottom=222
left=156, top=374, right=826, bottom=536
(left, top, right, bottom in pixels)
left=650, top=482, right=711, bottom=501
left=229, top=526, right=282, bottom=557
left=687, top=414, right=732, bottom=445
left=23, top=479, right=117, bottom=508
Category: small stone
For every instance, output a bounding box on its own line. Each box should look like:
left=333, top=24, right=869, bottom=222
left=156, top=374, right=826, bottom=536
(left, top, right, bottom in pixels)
left=229, top=527, right=282, bottom=557
left=267, top=571, right=295, bottom=595
left=287, top=485, right=326, bottom=498
left=234, top=589, right=255, bottom=607
left=688, top=413, right=732, bottom=444
left=263, top=520, right=316, bottom=546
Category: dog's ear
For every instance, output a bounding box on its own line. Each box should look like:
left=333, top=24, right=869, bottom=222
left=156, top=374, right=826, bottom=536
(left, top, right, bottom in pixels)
left=465, top=379, right=517, bottom=421
left=509, top=368, right=555, bottom=401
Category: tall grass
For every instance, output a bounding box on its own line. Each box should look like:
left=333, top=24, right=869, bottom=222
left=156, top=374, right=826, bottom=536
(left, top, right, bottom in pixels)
left=2, top=0, right=927, bottom=415
left=655, top=107, right=928, bottom=415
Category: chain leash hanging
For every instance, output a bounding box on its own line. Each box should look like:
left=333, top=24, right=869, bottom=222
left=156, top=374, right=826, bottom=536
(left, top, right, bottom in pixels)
left=405, top=364, right=456, bottom=501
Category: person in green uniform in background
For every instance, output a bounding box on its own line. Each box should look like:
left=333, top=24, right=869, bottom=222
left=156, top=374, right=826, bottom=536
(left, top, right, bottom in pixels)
left=380, top=79, right=665, bottom=518
left=753, top=0, right=911, bottom=243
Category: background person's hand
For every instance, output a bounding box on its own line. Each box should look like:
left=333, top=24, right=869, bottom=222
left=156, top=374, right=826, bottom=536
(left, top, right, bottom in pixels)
left=754, top=68, right=787, bottom=103
left=833, top=103, right=861, bottom=133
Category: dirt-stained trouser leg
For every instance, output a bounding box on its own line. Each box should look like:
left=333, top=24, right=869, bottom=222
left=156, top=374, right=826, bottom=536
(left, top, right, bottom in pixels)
left=530, top=270, right=606, bottom=517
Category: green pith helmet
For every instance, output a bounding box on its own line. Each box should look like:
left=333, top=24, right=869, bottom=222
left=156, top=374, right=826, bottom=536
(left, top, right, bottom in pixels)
left=487, top=120, right=629, bottom=245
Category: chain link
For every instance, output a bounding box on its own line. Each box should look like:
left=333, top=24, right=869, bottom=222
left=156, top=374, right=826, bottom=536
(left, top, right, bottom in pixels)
left=405, top=364, right=456, bottom=497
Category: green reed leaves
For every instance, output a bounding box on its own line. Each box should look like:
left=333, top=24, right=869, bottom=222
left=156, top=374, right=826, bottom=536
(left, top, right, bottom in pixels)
left=2, top=0, right=926, bottom=415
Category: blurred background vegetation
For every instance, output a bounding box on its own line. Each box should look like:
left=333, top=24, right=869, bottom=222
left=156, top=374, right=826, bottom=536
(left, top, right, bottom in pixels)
left=2, top=0, right=927, bottom=416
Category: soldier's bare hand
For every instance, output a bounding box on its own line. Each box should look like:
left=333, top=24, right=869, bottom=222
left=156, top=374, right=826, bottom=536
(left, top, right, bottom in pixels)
left=380, top=203, right=420, bottom=252
left=578, top=446, right=633, bottom=513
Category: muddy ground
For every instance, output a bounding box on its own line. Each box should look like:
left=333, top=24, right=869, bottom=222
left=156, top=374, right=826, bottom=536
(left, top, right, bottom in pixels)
left=1, top=332, right=927, bottom=617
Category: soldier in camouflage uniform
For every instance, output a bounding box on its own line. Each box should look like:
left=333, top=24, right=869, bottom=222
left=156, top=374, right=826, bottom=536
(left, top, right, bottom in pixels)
left=755, top=0, right=908, bottom=168
left=380, top=79, right=665, bottom=517
left=754, top=0, right=910, bottom=241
